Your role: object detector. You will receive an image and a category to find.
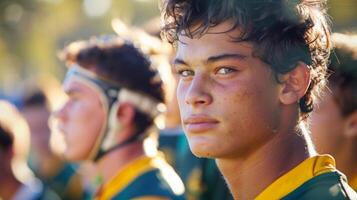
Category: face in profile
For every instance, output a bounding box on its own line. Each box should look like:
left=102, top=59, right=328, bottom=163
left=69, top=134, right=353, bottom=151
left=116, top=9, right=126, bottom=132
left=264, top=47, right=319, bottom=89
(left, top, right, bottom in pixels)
left=54, top=77, right=106, bottom=161
left=175, top=21, right=282, bottom=159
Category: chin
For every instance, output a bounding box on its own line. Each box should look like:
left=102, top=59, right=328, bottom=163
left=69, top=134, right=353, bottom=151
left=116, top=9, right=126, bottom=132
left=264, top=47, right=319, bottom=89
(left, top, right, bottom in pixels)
left=188, top=139, right=218, bottom=159
left=63, top=150, right=84, bottom=162
left=191, top=149, right=217, bottom=158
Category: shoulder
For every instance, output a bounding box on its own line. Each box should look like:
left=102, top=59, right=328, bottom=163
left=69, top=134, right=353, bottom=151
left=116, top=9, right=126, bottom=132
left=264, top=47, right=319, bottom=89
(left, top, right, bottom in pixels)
left=282, top=172, right=357, bottom=200
left=112, top=168, right=185, bottom=200
left=131, top=196, right=170, bottom=200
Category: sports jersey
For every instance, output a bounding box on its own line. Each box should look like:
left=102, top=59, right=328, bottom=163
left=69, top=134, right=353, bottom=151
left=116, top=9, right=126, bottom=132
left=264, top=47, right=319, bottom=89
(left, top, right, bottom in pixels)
left=256, top=155, right=357, bottom=200
left=95, top=155, right=185, bottom=200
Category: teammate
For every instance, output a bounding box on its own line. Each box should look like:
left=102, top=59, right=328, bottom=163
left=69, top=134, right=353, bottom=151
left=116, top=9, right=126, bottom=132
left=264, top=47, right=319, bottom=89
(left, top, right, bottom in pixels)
left=54, top=36, right=185, bottom=200
left=311, top=33, right=357, bottom=191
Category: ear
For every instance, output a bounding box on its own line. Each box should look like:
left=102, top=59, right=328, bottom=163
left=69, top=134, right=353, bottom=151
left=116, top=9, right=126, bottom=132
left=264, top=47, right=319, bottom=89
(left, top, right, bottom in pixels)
left=116, top=102, right=136, bottom=127
left=344, top=111, right=357, bottom=138
left=279, top=62, right=311, bottom=105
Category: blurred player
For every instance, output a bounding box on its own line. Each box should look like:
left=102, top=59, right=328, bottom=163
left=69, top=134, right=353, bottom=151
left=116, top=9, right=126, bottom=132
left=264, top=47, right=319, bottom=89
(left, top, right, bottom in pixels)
left=311, top=33, right=357, bottom=190
left=54, top=36, right=185, bottom=200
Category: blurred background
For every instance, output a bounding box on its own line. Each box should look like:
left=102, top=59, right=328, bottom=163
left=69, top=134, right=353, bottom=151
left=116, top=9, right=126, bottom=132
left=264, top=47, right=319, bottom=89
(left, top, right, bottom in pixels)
left=0, top=0, right=356, bottom=102
left=0, top=0, right=161, bottom=103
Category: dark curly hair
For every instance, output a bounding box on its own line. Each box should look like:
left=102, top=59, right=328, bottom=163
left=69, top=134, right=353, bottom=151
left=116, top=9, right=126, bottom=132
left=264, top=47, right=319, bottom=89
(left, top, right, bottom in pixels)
left=60, top=36, right=164, bottom=133
left=0, top=125, right=13, bottom=151
left=161, top=0, right=331, bottom=120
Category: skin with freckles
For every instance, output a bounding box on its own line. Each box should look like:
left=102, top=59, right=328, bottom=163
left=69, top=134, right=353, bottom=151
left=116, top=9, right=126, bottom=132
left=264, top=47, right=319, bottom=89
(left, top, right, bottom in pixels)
left=175, top=22, right=282, bottom=159
left=174, top=21, right=316, bottom=199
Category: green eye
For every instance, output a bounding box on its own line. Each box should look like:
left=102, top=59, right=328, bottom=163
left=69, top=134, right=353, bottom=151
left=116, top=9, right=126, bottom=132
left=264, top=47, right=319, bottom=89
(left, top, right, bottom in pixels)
left=217, top=67, right=235, bottom=75
left=178, top=70, right=194, bottom=77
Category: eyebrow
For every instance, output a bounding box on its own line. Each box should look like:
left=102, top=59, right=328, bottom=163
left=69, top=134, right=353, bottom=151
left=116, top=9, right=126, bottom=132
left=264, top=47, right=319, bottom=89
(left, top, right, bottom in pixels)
left=173, top=58, right=188, bottom=66
left=65, top=88, right=82, bottom=96
left=207, top=53, right=247, bottom=63
left=173, top=53, right=247, bottom=66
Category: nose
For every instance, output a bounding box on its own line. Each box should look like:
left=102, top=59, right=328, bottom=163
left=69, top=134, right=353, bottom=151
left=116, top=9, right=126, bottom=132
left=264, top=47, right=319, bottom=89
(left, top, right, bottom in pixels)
left=184, top=74, right=212, bottom=107
left=52, top=104, right=67, bottom=122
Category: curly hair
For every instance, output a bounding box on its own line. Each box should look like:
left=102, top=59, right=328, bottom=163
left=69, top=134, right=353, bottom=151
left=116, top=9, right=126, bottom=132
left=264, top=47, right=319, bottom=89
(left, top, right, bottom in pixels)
left=60, top=36, right=164, bottom=133
left=161, top=0, right=331, bottom=120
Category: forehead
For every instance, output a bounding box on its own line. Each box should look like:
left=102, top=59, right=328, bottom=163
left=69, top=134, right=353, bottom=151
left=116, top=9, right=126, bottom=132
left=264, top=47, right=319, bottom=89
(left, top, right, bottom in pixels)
left=176, top=22, right=254, bottom=61
left=63, top=77, right=98, bottom=96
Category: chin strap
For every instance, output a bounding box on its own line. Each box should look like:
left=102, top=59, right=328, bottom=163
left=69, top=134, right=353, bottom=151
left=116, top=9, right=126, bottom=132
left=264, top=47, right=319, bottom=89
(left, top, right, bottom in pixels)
left=94, top=132, right=142, bottom=162
left=64, top=65, right=165, bottom=162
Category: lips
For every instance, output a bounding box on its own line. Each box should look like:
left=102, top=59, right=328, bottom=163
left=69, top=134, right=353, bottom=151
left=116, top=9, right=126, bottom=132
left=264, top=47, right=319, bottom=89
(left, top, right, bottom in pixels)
left=183, top=115, right=219, bottom=133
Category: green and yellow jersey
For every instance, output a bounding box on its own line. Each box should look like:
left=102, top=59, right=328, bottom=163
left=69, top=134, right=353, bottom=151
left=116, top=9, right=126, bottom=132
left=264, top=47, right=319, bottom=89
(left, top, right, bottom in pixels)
left=256, top=155, right=357, bottom=200
left=95, top=155, right=185, bottom=200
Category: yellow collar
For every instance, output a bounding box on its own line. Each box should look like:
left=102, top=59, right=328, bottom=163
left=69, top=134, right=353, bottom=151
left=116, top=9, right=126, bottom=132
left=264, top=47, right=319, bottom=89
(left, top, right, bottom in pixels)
left=95, top=155, right=156, bottom=200
left=255, top=154, right=336, bottom=200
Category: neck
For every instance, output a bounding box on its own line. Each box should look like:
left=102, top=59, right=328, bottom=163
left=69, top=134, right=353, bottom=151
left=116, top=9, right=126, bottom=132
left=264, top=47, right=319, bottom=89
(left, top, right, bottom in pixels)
left=95, top=141, right=145, bottom=186
left=0, top=171, right=22, bottom=200
left=31, top=152, right=64, bottom=178
left=217, top=111, right=314, bottom=200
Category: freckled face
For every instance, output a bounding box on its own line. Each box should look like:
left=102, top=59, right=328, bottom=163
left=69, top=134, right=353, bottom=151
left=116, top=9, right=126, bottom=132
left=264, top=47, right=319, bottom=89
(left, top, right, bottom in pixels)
left=175, top=22, right=282, bottom=159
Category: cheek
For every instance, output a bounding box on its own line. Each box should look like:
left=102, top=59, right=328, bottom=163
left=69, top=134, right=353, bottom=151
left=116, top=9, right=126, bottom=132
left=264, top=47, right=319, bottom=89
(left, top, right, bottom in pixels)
left=220, top=81, right=277, bottom=122
left=66, top=108, right=105, bottom=159
left=67, top=102, right=105, bottom=138
left=176, top=82, right=187, bottom=112
left=85, top=102, right=106, bottom=133
left=216, top=79, right=280, bottom=143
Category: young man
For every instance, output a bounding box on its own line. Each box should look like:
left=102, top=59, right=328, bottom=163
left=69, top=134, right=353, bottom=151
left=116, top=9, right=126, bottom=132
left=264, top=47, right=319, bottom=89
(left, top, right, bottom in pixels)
left=161, top=0, right=357, bottom=199
left=310, top=33, right=357, bottom=191
left=54, top=36, right=185, bottom=200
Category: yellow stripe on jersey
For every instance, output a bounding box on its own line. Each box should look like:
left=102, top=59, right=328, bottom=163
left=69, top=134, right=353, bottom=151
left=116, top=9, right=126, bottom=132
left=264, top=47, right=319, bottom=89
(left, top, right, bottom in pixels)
left=132, top=196, right=170, bottom=200
left=255, top=154, right=336, bottom=200
left=96, top=156, right=156, bottom=200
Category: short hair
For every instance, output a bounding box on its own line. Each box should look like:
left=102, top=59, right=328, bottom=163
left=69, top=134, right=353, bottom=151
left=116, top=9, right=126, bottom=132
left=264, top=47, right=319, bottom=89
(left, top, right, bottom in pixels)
left=0, top=124, right=13, bottom=152
left=22, top=90, right=48, bottom=108
left=60, top=36, right=164, bottom=133
left=162, top=0, right=331, bottom=120
left=328, top=33, right=357, bottom=117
